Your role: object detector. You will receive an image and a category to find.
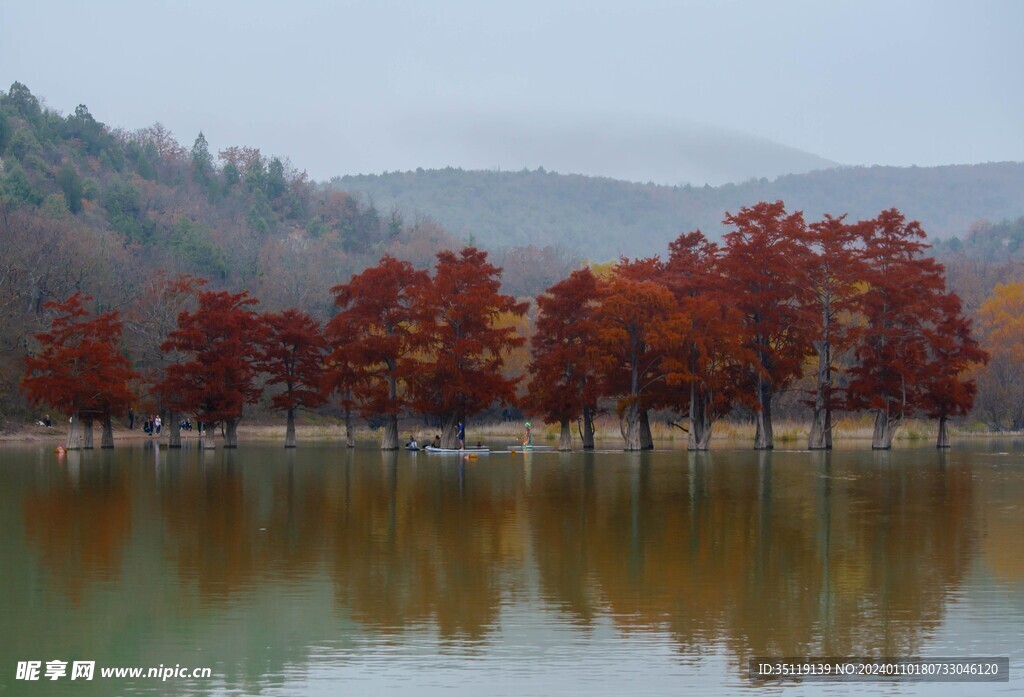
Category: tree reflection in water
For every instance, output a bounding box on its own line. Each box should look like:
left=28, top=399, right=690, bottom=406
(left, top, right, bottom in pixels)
left=12, top=444, right=1020, bottom=687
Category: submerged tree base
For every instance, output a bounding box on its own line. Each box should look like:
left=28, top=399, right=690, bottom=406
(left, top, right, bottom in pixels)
left=285, top=410, right=297, bottom=448
left=688, top=387, right=713, bottom=451
left=936, top=415, right=951, bottom=449
left=754, top=412, right=773, bottom=450
left=581, top=406, right=596, bottom=450
left=622, top=404, right=642, bottom=451
left=101, top=416, right=115, bottom=449
left=66, top=414, right=84, bottom=450
left=440, top=414, right=462, bottom=450
left=559, top=419, right=572, bottom=451
left=808, top=409, right=833, bottom=450
left=168, top=411, right=182, bottom=448
left=224, top=418, right=241, bottom=448
left=871, top=411, right=901, bottom=450
left=381, top=415, right=398, bottom=450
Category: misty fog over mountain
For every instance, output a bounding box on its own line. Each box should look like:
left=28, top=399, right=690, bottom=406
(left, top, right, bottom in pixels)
left=4, top=1, right=1021, bottom=184
left=387, top=112, right=839, bottom=186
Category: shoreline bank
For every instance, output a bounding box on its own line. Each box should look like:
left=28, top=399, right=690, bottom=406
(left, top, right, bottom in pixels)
left=3, top=416, right=1019, bottom=447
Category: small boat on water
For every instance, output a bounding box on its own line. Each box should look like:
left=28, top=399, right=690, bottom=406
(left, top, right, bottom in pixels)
left=509, top=444, right=556, bottom=452
left=424, top=446, right=490, bottom=454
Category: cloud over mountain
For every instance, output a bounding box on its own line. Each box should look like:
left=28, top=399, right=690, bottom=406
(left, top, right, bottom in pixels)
left=385, top=111, right=838, bottom=186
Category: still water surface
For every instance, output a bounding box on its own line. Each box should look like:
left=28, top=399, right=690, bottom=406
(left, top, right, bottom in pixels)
left=1, top=440, right=1022, bottom=695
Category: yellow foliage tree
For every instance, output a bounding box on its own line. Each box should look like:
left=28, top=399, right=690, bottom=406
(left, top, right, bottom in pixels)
left=975, top=281, right=1024, bottom=430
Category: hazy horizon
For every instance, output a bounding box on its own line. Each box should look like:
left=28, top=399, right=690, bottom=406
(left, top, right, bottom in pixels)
left=2, top=0, right=1022, bottom=185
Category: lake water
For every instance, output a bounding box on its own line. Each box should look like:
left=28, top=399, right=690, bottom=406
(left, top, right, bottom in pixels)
left=1, top=439, right=1022, bottom=695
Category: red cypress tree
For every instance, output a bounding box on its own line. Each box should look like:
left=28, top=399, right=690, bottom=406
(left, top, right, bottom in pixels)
left=411, top=247, right=527, bottom=448
left=592, top=261, right=686, bottom=451
left=664, top=231, right=749, bottom=450
left=806, top=215, right=866, bottom=449
left=259, top=308, right=327, bottom=448
left=844, top=209, right=952, bottom=449
left=159, top=290, right=263, bottom=448
left=920, top=292, right=988, bottom=447
left=325, top=255, right=428, bottom=450
left=22, top=292, right=137, bottom=449
left=525, top=267, right=601, bottom=450
left=612, top=257, right=682, bottom=449
left=720, top=201, right=815, bottom=449
left=321, top=351, right=359, bottom=448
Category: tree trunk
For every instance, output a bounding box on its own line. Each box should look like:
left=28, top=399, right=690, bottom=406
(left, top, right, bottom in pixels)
left=168, top=411, right=182, bottom=448
left=101, top=415, right=115, bottom=448
left=381, top=412, right=398, bottom=450
left=67, top=413, right=84, bottom=450
left=285, top=408, right=297, bottom=448
left=623, top=401, right=642, bottom=451
left=808, top=408, right=832, bottom=450
left=936, top=415, right=950, bottom=449
left=200, top=421, right=214, bottom=449
left=382, top=373, right=399, bottom=451
left=224, top=418, right=240, bottom=448
left=83, top=416, right=95, bottom=449
left=808, top=344, right=833, bottom=450
left=440, top=414, right=461, bottom=449
left=688, top=383, right=713, bottom=451
left=625, top=349, right=644, bottom=451
left=754, top=376, right=773, bottom=450
left=344, top=406, right=355, bottom=447
left=871, top=410, right=901, bottom=449
left=639, top=408, right=654, bottom=449
left=558, top=418, right=572, bottom=451
left=582, top=405, right=596, bottom=449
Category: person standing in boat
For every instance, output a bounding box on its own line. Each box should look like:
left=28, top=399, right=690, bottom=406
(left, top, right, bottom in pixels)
left=523, top=422, right=533, bottom=446
left=457, top=422, right=465, bottom=449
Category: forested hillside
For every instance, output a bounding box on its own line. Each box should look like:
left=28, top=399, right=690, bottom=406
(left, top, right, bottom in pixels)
left=3, top=81, right=1024, bottom=437
left=338, top=163, right=1024, bottom=259
left=0, top=82, right=575, bottom=421
left=933, top=216, right=1024, bottom=312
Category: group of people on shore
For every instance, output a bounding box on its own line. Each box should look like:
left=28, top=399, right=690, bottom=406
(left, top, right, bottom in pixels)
left=141, top=414, right=162, bottom=435
left=34, top=407, right=212, bottom=439
left=129, top=408, right=199, bottom=436
left=40, top=409, right=535, bottom=446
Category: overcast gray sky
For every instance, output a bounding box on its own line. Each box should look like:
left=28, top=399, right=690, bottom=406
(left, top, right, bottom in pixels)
left=2, top=0, right=1022, bottom=184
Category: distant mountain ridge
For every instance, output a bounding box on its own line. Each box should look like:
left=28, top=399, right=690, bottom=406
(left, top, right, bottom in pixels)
left=338, top=162, right=1024, bottom=260
left=384, top=114, right=839, bottom=186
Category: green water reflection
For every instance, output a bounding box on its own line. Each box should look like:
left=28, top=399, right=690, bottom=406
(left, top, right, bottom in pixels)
left=1, top=442, right=1021, bottom=694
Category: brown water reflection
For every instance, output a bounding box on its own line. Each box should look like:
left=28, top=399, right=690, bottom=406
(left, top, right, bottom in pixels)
left=528, top=451, right=976, bottom=662
left=329, top=456, right=525, bottom=639
left=2, top=443, right=1021, bottom=694
left=22, top=456, right=133, bottom=606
